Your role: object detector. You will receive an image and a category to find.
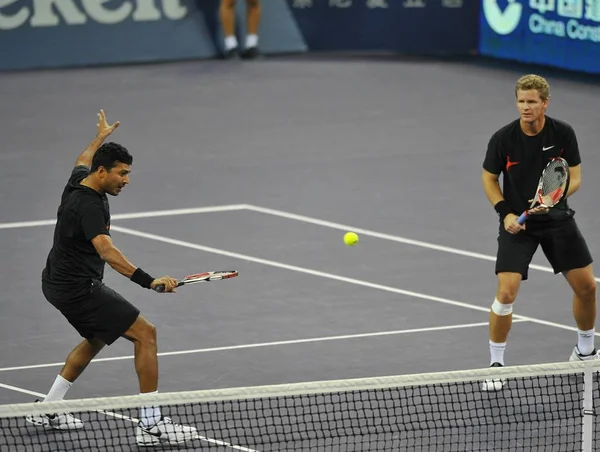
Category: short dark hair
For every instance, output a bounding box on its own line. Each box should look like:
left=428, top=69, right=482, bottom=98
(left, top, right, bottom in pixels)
left=90, top=142, right=133, bottom=173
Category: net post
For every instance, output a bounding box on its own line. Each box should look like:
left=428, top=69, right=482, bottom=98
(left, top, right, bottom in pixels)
left=582, top=365, right=594, bottom=452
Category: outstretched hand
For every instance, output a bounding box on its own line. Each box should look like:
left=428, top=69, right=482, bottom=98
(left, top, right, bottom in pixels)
left=97, top=109, right=120, bottom=139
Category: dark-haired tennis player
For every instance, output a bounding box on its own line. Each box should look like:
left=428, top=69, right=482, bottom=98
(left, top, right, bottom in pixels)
left=481, top=74, right=597, bottom=391
left=26, top=110, right=198, bottom=446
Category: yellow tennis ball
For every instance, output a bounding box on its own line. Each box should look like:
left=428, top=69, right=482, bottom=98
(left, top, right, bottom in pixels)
left=344, top=232, right=359, bottom=246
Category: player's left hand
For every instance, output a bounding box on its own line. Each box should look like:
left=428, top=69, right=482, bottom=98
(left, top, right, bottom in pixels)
left=527, top=199, right=550, bottom=216
left=96, top=109, right=120, bottom=138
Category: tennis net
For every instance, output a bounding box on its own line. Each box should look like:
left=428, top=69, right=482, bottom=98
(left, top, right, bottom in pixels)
left=0, top=360, right=598, bottom=451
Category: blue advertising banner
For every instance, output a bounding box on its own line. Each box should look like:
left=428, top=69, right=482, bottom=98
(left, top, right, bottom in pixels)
left=286, top=0, right=478, bottom=55
left=0, top=0, right=306, bottom=71
left=479, top=0, right=600, bottom=74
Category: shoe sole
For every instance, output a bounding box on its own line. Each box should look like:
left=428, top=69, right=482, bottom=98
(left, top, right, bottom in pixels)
left=136, top=437, right=198, bottom=447
left=136, top=432, right=199, bottom=446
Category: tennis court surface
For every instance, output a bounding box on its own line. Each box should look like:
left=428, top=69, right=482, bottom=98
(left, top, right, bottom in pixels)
left=1, top=55, right=600, bottom=450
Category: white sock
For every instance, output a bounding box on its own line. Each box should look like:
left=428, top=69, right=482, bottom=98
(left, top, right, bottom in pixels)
left=489, top=340, right=506, bottom=366
left=140, top=391, right=162, bottom=428
left=43, top=375, right=73, bottom=402
left=224, top=35, right=238, bottom=51
left=245, top=34, right=258, bottom=48
left=577, top=328, right=595, bottom=355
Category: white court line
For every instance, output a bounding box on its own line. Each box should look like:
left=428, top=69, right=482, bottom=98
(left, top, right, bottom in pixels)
left=110, top=225, right=591, bottom=337
left=0, top=383, right=133, bottom=422
left=0, top=204, right=248, bottom=230
left=244, top=204, right=600, bottom=283
left=0, top=321, right=517, bottom=373
left=0, top=383, right=41, bottom=398
left=0, top=382, right=259, bottom=451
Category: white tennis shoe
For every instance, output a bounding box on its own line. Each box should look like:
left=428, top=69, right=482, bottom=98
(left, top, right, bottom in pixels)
left=569, top=346, right=600, bottom=361
left=25, top=400, right=84, bottom=430
left=481, top=362, right=506, bottom=391
left=136, top=416, right=199, bottom=446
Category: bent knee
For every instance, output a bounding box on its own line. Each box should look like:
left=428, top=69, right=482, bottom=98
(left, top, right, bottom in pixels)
left=575, top=281, right=597, bottom=301
left=132, top=321, right=157, bottom=347
left=246, top=0, right=259, bottom=7
left=143, top=323, right=157, bottom=346
left=496, top=290, right=518, bottom=305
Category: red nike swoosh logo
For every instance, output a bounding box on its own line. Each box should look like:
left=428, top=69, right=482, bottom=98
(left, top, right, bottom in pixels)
left=506, top=157, right=520, bottom=171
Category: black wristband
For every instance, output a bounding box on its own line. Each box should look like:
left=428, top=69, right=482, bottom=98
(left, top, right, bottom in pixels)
left=494, top=200, right=512, bottom=220
left=130, top=268, right=154, bottom=289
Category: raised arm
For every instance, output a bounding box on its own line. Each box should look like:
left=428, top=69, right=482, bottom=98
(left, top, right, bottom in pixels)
left=75, top=109, right=120, bottom=168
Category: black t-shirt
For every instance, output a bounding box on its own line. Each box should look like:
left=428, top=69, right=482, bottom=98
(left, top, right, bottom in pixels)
left=483, top=116, right=581, bottom=224
left=42, top=166, right=111, bottom=300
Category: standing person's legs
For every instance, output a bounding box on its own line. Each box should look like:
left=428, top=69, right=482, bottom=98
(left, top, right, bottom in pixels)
left=220, top=0, right=238, bottom=57
left=489, top=272, right=522, bottom=366
left=540, top=218, right=597, bottom=360
left=243, top=0, right=261, bottom=56
left=482, top=226, right=538, bottom=391
left=124, top=316, right=158, bottom=391
left=27, top=281, right=139, bottom=429
left=124, top=314, right=198, bottom=446
left=45, top=338, right=106, bottom=402
left=565, top=265, right=597, bottom=358
left=26, top=337, right=106, bottom=430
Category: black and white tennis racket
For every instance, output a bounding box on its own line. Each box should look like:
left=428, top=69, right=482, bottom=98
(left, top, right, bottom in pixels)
left=517, top=157, right=569, bottom=225
left=153, top=271, right=238, bottom=293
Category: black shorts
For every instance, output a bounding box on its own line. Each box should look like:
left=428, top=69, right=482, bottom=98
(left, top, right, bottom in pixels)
left=495, top=217, right=593, bottom=281
left=42, top=280, right=140, bottom=346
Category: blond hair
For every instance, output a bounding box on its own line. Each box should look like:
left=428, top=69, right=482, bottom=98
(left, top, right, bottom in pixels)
left=515, top=74, right=550, bottom=100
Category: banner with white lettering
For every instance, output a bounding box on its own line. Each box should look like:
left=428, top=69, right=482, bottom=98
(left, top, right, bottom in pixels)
left=287, top=0, right=477, bottom=54
left=0, top=0, right=306, bottom=71
left=479, top=0, right=600, bottom=74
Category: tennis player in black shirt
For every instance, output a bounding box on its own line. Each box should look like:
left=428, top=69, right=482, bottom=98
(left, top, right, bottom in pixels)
left=481, top=75, right=597, bottom=390
left=26, top=110, right=198, bottom=446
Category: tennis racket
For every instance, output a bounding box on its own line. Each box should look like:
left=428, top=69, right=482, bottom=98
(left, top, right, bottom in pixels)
left=153, top=270, right=238, bottom=293
left=517, top=157, right=569, bottom=225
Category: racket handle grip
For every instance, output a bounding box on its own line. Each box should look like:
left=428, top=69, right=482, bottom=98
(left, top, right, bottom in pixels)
left=517, top=212, right=527, bottom=225
left=152, top=281, right=184, bottom=293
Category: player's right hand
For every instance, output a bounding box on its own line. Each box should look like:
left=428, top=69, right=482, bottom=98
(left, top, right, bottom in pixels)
left=151, top=276, right=178, bottom=293
left=504, top=214, right=526, bottom=234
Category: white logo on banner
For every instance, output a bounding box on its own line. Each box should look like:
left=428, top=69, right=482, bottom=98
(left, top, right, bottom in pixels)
left=0, top=0, right=187, bottom=30
left=482, top=0, right=523, bottom=35
left=585, top=0, right=600, bottom=21
left=330, top=0, right=353, bottom=7
left=367, top=0, right=389, bottom=8
left=443, top=0, right=464, bottom=7
left=482, top=0, right=600, bottom=42
left=292, top=0, right=313, bottom=7
left=557, top=0, right=583, bottom=18
left=403, top=0, right=426, bottom=7
left=530, top=0, right=555, bottom=14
